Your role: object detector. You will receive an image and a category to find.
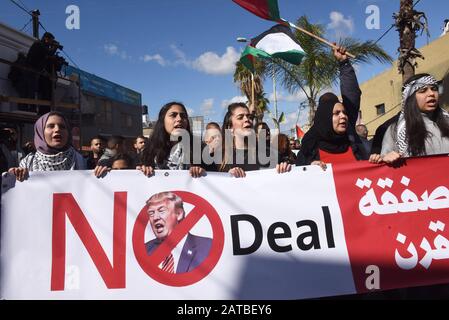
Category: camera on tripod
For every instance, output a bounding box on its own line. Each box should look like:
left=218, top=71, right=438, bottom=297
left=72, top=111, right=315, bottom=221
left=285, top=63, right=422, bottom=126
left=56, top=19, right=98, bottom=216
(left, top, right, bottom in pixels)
left=45, top=38, right=68, bottom=72
left=49, top=39, right=63, bottom=51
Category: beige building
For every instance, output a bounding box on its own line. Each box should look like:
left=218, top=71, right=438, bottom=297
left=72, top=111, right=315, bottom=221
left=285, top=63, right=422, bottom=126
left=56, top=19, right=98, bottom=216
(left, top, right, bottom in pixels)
left=360, top=33, right=449, bottom=138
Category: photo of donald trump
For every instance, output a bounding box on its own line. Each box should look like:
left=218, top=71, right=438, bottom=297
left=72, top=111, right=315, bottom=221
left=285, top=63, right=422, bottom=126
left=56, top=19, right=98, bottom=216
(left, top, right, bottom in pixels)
left=145, top=191, right=212, bottom=273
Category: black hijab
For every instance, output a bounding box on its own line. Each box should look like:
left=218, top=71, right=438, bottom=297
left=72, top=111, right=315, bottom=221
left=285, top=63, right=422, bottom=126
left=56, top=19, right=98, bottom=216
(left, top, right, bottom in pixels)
left=301, top=93, right=351, bottom=164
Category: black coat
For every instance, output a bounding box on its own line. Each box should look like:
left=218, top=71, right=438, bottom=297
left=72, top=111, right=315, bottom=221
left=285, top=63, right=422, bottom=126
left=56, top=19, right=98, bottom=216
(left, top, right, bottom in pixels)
left=297, top=60, right=368, bottom=166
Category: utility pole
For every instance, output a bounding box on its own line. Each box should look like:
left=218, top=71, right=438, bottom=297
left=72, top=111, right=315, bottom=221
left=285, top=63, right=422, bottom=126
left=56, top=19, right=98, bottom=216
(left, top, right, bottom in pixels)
left=31, top=10, right=40, bottom=39
left=395, top=0, right=428, bottom=84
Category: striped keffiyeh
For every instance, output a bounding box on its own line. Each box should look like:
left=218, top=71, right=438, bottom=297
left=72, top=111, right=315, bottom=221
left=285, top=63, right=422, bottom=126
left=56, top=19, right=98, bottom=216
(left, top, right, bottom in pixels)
left=395, top=75, right=449, bottom=156
left=21, top=148, right=77, bottom=171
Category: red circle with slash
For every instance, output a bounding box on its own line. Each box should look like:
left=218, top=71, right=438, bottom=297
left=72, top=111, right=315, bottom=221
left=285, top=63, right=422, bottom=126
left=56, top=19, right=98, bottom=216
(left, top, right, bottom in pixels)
left=133, top=191, right=225, bottom=287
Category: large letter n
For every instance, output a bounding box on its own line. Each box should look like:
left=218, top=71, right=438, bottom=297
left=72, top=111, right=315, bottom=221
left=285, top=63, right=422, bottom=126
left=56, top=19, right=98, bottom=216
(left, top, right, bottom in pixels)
left=51, top=192, right=127, bottom=291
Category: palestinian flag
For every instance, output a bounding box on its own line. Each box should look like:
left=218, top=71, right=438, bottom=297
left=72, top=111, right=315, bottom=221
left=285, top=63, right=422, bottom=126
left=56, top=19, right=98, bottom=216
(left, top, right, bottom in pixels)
left=240, top=24, right=306, bottom=72
left=232, top=0, right=281, bottom=21
left=296, top=124, right=305, bottom=140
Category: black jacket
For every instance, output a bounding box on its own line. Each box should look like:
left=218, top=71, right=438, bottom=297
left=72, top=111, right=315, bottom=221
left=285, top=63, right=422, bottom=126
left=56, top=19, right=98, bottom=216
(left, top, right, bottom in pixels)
left=296, top=60, right=368, bottom=166
left=26, top=40, right=52, bottom=72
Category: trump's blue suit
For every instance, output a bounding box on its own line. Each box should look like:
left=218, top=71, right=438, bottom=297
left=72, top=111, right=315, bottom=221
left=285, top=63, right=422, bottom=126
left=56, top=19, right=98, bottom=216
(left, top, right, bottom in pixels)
left=145, top=233, right=212, bottom=273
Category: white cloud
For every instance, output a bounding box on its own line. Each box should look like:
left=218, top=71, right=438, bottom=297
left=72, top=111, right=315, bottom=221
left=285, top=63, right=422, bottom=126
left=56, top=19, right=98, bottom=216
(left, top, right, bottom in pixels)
left=104, top=44, right=118, bottom=55
left=141, top=54, right=167, bottom=66
left=140, top=45, right=240, bottom=75
left=284, top=112, right=299, bottom=127
left=279, top=111, right=310, bottom=135
left=327, top=11, right=354, bottom=39
left=104, top=43, right=129, bottom=60
left=171, top=44, right=191, bottom=67
left=269, top=91, right=308, bottom=103
left=192, top=47, right=240, bottom=75
left=187, top=107, right=195, bottom=116
left=201, top=98, right=214, bottom=115
left=221, top=96, right=248, bottom=109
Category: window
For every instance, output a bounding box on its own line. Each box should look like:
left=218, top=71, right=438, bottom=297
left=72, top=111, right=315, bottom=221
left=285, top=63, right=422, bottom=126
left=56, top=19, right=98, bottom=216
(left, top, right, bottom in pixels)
left=95, top=99, right=105, bottom=126
left=105, top=101, right=112, bottom=124
left=120, top=113, right=134, bottom=128
left=95, top=99, right=112, bottom=127
left=375, top=103, right=385, bottom=116
left=126, top=115, right=133, bottom=128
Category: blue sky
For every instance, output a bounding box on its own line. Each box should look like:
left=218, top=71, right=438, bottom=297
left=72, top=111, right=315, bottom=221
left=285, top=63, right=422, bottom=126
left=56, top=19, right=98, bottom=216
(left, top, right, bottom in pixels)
left=1, top=0, right=448, bottom=133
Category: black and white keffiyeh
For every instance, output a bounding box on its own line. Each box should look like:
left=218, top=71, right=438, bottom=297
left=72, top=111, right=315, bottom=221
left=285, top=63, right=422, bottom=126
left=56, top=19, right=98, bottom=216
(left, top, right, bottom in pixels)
left=30, top=148, right=76, bottom=171
left=395, top=75, right=449, bottom=156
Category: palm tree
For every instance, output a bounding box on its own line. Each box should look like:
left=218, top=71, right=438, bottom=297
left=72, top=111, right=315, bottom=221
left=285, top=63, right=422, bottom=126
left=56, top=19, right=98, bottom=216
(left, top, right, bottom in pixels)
left=268, top=16, right=393, bottom=126
left=256, top=92, right=270, bottom=122
left=395, top=0, right=428, bottom=83
left=233, top=59, right=267, bottom=122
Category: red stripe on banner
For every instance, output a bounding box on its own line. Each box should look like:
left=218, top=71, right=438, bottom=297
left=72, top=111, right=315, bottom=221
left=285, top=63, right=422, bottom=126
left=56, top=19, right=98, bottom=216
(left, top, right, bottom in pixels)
left=332, top=156, right=449, bottom=294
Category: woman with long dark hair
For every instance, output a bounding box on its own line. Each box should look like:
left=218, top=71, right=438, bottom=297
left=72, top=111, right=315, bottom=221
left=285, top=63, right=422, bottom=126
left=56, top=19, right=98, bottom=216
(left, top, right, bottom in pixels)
left=140, top=102, right=205, bottom=177
left=374, top=73, right=449, bottom=163
left=277, top=133, right=297, bottom=165
left=219, top=103, right=291, bottom=177
left=8, top=111, right=86, bottom=181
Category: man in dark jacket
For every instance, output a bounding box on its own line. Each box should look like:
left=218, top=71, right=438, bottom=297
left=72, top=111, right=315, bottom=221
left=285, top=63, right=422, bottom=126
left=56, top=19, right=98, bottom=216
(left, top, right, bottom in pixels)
left=85, top=137, right=105, bottom=169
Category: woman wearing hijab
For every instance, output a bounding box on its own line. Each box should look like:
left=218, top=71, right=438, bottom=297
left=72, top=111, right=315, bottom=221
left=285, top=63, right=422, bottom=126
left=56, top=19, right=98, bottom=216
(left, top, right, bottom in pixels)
left=297, top=46, right=368, bottom=168
left=8, top=111, right=85, bottom=181
left=370, top=73, right=449, bottom=164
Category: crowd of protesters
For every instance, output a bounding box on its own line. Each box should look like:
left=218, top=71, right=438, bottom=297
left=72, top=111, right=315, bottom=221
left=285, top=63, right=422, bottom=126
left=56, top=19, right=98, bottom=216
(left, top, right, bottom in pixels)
left=2, top=45, right=449, bottom=182
left=2, top=44, right=449, bottom=300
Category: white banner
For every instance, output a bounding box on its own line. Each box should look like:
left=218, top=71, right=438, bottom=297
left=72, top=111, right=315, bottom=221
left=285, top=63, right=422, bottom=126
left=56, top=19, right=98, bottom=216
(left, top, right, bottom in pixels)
left=1, top=167, right=356, bottom=300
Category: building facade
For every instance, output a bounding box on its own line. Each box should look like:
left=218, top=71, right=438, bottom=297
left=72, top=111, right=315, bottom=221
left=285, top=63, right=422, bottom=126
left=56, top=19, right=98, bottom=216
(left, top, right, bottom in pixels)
left=0, top=21, right=143, bottom=149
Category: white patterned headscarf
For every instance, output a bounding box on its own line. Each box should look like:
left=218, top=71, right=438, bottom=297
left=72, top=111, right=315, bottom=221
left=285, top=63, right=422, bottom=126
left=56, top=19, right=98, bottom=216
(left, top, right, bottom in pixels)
left=395, top=75, right=449, bottom=156
left=32, top=148, right=76, bottom=171
left=19, top=147, right=77, bottom=171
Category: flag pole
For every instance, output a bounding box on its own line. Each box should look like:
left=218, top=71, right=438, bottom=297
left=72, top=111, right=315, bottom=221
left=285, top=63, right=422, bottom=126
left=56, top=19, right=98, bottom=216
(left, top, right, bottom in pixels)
left=295, top=104, right=301, bottom=126
left=295, top=104, right=301, bottom=140
left=282, top=20, right=356, bottom=59
left=272, top=69, right=278, bottom=125
left=251, top=72, right=255, bottom=116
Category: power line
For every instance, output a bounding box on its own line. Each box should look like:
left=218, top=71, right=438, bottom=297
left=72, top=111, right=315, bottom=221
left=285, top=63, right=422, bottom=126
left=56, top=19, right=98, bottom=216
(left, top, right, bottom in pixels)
left=16, top=0, right=30, bottom=12
left=373, top=0, right=424, bottom=45
left=61, top=49, right=81, bottom=70
left=20, top=18, right=32, bottom=32
left=373, top=25, right=395, bottom=45
left=8, top=0, right=31, bottom=16
left=38, top=21, right=48, bottom=33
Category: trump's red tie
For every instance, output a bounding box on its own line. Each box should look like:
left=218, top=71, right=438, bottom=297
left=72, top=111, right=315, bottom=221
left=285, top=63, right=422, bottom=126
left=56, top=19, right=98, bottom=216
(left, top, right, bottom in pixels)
left=161, top=253, right=175, bottom=273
